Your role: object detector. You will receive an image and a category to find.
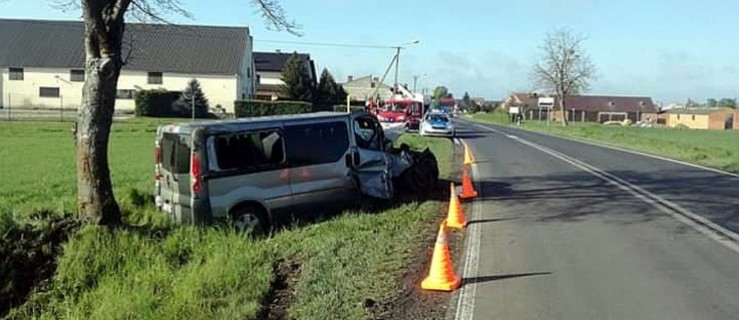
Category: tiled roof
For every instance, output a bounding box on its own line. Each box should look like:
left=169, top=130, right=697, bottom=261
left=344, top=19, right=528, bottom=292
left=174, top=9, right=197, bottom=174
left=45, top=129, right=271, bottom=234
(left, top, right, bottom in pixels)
left=0, top=18, right=249, bottom=75
left=666, top=108, right=734, bottom=115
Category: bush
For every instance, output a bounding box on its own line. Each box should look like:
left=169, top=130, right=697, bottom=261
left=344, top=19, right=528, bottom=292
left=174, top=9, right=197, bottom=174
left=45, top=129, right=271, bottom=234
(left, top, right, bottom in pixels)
left=134, top=90, right=181, bottom=118
left=234, top=100, right=312, bottom=118
left=332, top=105, right=365, bottom=113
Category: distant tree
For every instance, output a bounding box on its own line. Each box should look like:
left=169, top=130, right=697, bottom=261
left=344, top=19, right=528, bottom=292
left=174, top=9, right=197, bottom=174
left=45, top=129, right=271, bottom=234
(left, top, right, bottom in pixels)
left=314, top=68, right=347, bottom=109
left=446, top=93, right=454, bottom=99
left=532, top=29, right=596, bottom=126
left=174, top=79, right=209, bottom=117
left=718, top=98, right=737, bottom=109
left=706, top=98, right=718, bottom=108
left=462, top=91, right=471, bottom=107
left=686, top=99, right=701, bottom=108
left=432, top=86, right=449, bottom=101
left=280, top=52, right=314, bottom=101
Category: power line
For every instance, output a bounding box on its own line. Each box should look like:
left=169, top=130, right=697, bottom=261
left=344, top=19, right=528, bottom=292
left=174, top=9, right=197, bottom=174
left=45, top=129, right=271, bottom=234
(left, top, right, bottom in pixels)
left=254, top=39, right=399, bottom=49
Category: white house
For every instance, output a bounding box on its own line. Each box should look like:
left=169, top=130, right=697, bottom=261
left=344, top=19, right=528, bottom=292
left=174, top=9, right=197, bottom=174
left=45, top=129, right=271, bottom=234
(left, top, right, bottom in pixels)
left=0, top=19, right=256, bottom=114
left=341, top=74, right=415, bottom=103
left=253, top=51, right=316, bottom=101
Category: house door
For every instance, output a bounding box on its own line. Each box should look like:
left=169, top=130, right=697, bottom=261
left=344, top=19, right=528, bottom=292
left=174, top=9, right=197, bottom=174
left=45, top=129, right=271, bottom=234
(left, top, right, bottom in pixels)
left=726, top=115, right=734, bottom=130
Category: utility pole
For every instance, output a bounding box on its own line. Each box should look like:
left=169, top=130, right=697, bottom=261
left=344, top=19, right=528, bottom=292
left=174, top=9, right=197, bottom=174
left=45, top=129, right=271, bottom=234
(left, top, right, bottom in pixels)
left=394, top=46, right=401, bottom=95
left=412, top=74, right=427, bottom=93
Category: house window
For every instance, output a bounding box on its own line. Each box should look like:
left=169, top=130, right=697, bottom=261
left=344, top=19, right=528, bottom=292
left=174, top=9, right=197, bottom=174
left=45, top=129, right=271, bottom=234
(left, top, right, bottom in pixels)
left=116, top=89, right=134, bottom=100
left=148, top=72, right=163, bottom=85
left=692, top=115, right=695, bottom=121
left=9, top=68, right=23, bottom=81
left=39, top=87, right=60, bottom=98
left=247, top=67, right=252, bottom=78
left=70, top=69, right=85, bottom=82
left=677, top=114, right=681, bottom=120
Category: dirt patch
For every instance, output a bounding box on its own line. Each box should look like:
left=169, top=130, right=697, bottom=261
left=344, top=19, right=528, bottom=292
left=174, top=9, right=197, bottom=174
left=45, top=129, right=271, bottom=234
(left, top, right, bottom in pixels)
left=370, top=144, right=466, bottom=320
left=0, top=212, right=81, bottom=317
left=260, top=259, right=301, bottom=320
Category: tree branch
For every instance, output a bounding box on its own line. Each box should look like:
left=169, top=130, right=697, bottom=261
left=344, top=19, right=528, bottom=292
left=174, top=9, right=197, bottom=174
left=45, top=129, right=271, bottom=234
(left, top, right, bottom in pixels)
left=251, top=0, right=302, bottom=36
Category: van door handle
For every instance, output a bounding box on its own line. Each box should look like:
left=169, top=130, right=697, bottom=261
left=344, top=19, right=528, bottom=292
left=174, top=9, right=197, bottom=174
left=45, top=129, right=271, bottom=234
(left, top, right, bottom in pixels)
left=345, top=154, right=352, bottom=168
left=353, top=152, right=361, bottom=167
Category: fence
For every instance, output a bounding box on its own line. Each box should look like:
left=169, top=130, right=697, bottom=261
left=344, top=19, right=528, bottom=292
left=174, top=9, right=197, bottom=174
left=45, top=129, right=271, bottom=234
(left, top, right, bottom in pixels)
left=0, top=93, right=134, bottom=122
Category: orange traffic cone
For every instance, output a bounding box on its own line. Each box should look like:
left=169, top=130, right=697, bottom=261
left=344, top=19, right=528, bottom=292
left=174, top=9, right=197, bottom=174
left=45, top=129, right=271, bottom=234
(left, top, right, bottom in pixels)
left=463, top=143, right=476, bottom=165
left=447, top=183, right=467, bottom=229
left=460, top=165, right=478, bottom=199
left=421, top=220, right=461, bottom=292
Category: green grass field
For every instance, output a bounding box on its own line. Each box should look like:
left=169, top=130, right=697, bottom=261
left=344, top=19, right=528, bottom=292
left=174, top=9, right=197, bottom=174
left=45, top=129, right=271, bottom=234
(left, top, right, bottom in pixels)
left=471, top=113, right=739, bottom=173
left=1, top=119, right=452, bottom=320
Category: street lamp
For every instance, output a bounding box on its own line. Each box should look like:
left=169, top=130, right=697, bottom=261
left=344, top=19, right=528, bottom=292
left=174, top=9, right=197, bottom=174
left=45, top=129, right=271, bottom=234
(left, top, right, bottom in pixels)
left=393, top=39, right=420, bottom=95
left=412, top=74, right=427, bottom=93
left=54, top=75, right=73, bottom=121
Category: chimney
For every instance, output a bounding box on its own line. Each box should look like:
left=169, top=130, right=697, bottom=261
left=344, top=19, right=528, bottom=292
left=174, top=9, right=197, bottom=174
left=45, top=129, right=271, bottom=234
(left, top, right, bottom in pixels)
left=347, top=75, right=354, bottom=82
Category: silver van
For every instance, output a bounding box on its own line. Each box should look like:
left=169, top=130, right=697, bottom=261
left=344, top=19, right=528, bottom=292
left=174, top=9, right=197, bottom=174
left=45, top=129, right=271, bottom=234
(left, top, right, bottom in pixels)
left=155, top=112, right=404, bottom=232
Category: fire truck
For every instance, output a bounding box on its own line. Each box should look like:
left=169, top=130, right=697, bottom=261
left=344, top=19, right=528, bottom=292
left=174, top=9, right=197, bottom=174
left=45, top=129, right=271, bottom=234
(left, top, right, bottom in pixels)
left=367, top=98, right=427, bottom=130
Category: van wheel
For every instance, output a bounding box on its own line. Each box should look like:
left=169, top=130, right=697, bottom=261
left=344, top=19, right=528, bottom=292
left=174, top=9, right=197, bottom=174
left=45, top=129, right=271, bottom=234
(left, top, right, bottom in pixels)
left=231, top=205, right=268, bottom=235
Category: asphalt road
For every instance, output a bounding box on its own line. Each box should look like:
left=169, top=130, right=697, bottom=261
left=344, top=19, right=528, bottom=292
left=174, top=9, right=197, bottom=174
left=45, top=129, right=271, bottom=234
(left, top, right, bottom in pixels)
left=453, top=120, right=739, bottom=320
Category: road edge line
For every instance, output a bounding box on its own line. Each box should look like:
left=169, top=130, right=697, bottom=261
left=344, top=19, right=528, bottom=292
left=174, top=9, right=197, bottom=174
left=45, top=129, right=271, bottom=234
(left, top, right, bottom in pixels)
left=452, top=147, right=482, bottom=320
left=482, top=125, right=739, bottom=255
left=464, top=118, right=739, bottom=179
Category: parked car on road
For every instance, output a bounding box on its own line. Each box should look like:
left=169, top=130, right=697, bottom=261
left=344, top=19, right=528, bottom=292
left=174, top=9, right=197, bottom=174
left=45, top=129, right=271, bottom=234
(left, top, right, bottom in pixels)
left=420, top=112, right=455, bottom=137
left=154, top=112, right=438, bottom=233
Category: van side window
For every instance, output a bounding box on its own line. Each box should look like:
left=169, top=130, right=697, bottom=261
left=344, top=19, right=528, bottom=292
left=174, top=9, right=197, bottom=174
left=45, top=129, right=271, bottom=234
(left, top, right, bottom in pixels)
left=285, top=122, right=349, bottom=166
left=213, top=129, right=285, bottom=172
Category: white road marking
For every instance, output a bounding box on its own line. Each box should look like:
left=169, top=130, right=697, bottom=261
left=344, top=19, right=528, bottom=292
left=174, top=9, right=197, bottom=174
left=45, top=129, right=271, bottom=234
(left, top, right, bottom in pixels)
left=453, top=138, right=463, bottom=145
left=454, top=161, right=483, bottom=320
left=469, top=120, right=739, bottom=179
left=480, top=124, right=739, bottom=254
left=453, top=121, right=739, bottom=320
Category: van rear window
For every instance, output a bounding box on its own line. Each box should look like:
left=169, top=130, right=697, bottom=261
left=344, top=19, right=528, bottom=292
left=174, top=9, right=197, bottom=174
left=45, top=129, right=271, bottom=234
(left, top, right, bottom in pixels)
left=213, top=129, right=285, bottom=171
left=161, top=133, right=190, bottom=174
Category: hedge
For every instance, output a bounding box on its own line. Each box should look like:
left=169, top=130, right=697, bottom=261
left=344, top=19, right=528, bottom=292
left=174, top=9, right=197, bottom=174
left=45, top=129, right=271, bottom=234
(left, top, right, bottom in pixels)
left=134, top=89, right=181, bottom=117
left=234, top=100, right=312, bottom=118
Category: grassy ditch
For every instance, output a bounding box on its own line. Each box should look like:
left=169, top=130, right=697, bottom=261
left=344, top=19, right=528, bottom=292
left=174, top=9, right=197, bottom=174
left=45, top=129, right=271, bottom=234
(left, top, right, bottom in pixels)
left=1, top=119, right=452, bottom=319
left=471, top=113, right=739, bottom=173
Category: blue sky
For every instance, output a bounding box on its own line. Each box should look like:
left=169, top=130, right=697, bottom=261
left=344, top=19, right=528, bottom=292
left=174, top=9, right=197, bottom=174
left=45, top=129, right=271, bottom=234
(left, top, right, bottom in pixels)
left=2, top=0, right=738, bottom=103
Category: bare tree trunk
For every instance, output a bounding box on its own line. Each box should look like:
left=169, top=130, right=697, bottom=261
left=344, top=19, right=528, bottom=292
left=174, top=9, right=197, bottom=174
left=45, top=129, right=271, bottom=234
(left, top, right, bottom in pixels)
left=77, top=60, right=122, bottom=225
left=559, top=95, right=569, bottom=126
left=77, top=0, right=128, bottom=225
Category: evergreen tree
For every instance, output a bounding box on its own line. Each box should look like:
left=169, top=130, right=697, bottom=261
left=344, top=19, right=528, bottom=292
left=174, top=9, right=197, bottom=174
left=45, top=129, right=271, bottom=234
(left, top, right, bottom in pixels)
left=462, top=91, right=471, bottom=107
left=280, top=52, right=314, bottom=101
left=315, top=68, right=347, bottom=108
left=174, top=79, right=209, bottom=117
